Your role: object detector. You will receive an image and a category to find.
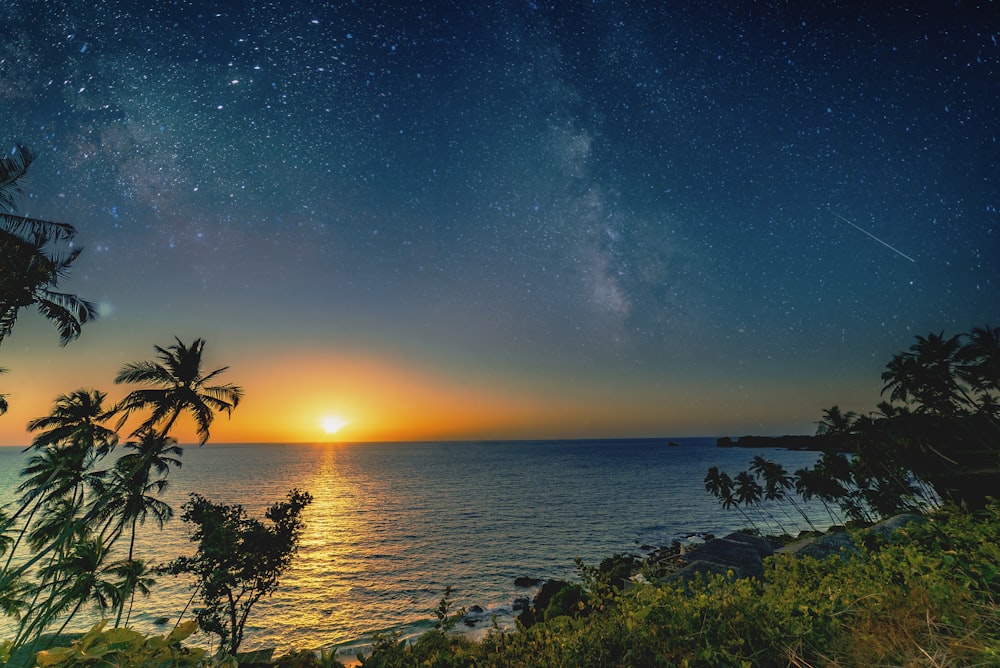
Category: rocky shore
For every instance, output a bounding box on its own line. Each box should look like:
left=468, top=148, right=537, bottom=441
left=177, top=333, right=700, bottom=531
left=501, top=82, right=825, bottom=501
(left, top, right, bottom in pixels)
left=475, top=513, right=926, bottom=632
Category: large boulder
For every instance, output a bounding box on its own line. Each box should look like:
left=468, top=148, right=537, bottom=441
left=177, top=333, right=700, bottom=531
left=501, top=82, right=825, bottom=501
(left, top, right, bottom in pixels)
left=518, top=579, right=585, bottom=628
left=779, top=513, right=927, bottom=561
left=666, top=532, right=779, bottom=582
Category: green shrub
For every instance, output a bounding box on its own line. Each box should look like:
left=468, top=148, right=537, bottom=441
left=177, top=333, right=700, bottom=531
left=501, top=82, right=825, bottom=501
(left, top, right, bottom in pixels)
left=31, top=620, right=235, bottom=667
left=354, top=501, right=1000, bottom=667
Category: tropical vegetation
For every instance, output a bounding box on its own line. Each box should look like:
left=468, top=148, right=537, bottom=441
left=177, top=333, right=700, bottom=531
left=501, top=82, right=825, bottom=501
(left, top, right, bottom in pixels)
left=0, top=338, right=248, bottom=662
left=166, top=490, right=313, bottom=656
left=707, top=326, right=1000, bottom=529
left=0, top=143, right=95, bottom=348
left=3, top=141, right=996, bottom=666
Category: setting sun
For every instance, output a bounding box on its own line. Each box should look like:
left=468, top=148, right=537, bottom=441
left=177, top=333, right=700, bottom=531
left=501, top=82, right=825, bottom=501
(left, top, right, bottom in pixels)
left=320, top=415, right=350, bottom=436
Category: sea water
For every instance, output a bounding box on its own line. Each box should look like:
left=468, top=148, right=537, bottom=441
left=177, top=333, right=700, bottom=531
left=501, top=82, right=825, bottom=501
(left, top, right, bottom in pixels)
left=0, top=439, right=827, bottom=656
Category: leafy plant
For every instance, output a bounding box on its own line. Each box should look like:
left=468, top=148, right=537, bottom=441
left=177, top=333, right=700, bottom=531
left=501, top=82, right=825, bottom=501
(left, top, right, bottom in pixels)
left=32, top=620, right=236, bottom=667
left=166, top=489, right=313, bottom=655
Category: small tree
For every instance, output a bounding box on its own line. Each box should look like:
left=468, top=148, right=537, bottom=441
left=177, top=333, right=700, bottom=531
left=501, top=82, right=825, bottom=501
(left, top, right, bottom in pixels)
left=167, top=489, right=313, bottom=655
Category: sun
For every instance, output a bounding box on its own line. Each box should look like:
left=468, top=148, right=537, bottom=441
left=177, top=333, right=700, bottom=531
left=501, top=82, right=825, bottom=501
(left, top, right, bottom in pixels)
left=321, top=415, right=350, bottom=436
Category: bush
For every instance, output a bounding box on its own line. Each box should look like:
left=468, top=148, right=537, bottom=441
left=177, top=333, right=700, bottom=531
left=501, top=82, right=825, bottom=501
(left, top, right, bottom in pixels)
left=357, top=501, right=1000, bottom=667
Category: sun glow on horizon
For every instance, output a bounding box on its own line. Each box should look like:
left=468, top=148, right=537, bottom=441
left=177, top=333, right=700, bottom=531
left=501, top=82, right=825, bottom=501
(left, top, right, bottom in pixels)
left=320, top=415, right=350, bottom=436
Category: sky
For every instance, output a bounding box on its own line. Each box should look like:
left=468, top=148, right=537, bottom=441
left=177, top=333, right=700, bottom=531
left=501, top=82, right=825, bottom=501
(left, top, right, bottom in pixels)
left=1, top=1, right=997, bottom=445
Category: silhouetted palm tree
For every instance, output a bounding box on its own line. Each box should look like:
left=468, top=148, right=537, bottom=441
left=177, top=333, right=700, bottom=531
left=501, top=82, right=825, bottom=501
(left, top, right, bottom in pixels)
left=27, top=389, right=118, bottom=457
left=1, top=144, right=96, bottom=346
left=88, top=431, right=178, bottom=627
left=4, top=391, right=117, bottom=569
left=30, top=534, right=119, bottom=640
left=704, top=467, right=733, bottom=505
left=882, top=331, right=971, bottom=415
left=959, top=325, right=1000, bottom=403
left=108, top=557, right=155, bottom=627
left=113, top=337, right=243, bottom=444
left=0, top=368, right=8, bottom=415
left=814, top=405, right=858, bottom=436
left=94, top=431, right=179, bottom=561
left=705, top=467, right=760, bottom=532
left=733, top=471, right=772, bottom=532
left=749, top=456, right=818, bottom=532
left=793, top=467, right=844, bottom=525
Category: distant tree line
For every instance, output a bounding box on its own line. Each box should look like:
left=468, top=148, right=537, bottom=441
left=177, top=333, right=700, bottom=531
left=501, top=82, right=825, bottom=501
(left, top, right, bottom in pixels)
left=707, top=326, right=1000, bottom=530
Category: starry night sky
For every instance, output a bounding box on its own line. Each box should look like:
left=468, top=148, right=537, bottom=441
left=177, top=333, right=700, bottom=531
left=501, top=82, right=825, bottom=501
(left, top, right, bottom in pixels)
left=1, top=1, right=997, bottom=444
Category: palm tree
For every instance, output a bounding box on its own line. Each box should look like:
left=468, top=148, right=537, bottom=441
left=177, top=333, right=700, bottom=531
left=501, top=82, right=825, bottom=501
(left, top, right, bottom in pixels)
left=793, top=467, right=844, bottom=525
left=89, top=431, right=178, bottom=627
left=27, top=389, right=118, bottom=457
left=882, top=331, right=971, bottom=415
left=0, top=367, right=8, bottom=415
left=705, top=467, right=759, bottom=532
left=0, top=142, right=33, bottom=208
left=113, top=337, right=244, bottom=444
left=958, top=325, right=1000, bottom=405
left=749, top=456, right=818, bottom=532
left=814, top=405, right=858, bottom=436
left=108, top=558, right=155, bottom=627
left=23, top=534, right=120, bottom=642
left=733, top=471, right=770, bottom=533
left=4, top=391, right=117, bottom=569
left=704, top=467, right=734, bottom=505
left=5, top=446, right=91, bottom=574
left=1, top=144, right=96, bottom=346
left=94, top=432, right=179, bottom=562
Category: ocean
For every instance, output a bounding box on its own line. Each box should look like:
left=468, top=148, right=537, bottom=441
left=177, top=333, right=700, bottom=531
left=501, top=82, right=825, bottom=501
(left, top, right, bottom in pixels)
left=0, top=438, right=828, bottom=657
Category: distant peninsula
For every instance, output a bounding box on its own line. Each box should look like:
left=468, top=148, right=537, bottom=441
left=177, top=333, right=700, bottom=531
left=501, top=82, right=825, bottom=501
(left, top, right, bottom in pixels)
left=716, top=434, right=852, bottom=452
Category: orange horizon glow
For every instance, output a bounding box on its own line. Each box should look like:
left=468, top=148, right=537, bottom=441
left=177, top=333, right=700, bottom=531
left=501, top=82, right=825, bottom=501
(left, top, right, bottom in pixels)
left=0, top=326, right=874, bottom=447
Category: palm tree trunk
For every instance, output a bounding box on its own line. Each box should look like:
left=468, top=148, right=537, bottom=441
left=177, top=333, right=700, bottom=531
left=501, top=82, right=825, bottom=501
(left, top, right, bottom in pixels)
left=114, top=523, right=139, bottom=627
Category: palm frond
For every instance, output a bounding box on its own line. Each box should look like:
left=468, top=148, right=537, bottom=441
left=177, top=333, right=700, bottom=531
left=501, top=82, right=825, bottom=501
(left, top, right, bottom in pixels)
left=0, top=144, right=33, bottom=211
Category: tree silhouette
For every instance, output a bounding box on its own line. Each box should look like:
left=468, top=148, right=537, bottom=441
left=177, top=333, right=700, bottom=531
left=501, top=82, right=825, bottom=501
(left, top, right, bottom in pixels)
left=0, top=368, right=8, bottom=415
left=814, top=405, right=858, bottom=437
left=167, top=489, right=313, bottom=655
left=750, top=456, right=818, bottom=532
left=0, top=144, right=96, bottom=346
left=113, top=337, right=244, bottom=444
left=3, top=391, right=117, bottom=571
left=31, top=535, right=120, bottom=641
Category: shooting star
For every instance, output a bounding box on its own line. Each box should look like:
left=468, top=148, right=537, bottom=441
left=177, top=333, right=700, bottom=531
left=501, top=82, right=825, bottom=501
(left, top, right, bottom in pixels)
left=829, top=210, right=916, bottom=263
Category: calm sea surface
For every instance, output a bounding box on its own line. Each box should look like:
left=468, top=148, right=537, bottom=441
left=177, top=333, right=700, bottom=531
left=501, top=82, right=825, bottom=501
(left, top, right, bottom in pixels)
left=0, top=439, right=827, bottom=656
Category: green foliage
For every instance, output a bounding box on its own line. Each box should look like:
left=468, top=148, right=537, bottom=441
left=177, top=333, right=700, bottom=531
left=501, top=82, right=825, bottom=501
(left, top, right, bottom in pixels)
left=31, top=620, right=236, bottom=667
left=272, top=647, right=345, bottom=668
left=0, top=337, right=242, bottom=654
left=166, top=489, right=313, bottom=656
left=357, top=501, right=1000, bottom=667
left=432, top=586, right=464, bottom=632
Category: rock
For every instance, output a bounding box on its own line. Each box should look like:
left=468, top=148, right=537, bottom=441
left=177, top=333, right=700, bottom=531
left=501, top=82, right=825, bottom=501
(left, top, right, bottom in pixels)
left=532, top=580, right=571, bottom=616
left=779, top=513, right=927, bottom=561
left=512, top=596, right=529, bottom=612
left=514, top=576, right=542, bottom=587
left=784, top=530, right=855, bottom=560
left=666, top=532, right=779, bottom=582
left=867, top=513, right=926, bottom=540
left=517, top=579, right=575, bottom=628
left=463, top=604, right=490, bottom=628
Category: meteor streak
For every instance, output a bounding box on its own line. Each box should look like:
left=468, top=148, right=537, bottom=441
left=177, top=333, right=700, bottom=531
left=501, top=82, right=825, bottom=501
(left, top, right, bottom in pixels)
left=829, top=210, right=916, bottom=263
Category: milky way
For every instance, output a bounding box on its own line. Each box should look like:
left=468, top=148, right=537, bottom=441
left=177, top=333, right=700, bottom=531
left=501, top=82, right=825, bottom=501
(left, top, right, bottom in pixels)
left=1, top=1, right=997, bottom=442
